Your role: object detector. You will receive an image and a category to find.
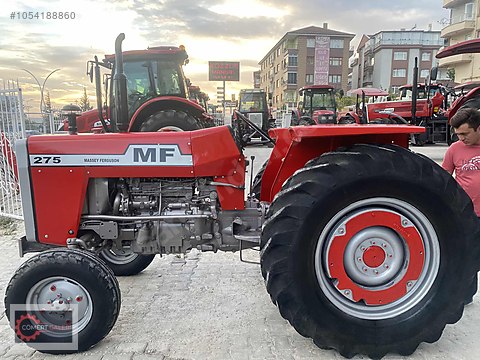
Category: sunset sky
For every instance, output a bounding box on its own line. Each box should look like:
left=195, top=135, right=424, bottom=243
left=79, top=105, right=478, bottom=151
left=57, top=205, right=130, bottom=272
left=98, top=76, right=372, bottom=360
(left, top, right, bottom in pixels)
left=1, top=0, right=448, bottom=112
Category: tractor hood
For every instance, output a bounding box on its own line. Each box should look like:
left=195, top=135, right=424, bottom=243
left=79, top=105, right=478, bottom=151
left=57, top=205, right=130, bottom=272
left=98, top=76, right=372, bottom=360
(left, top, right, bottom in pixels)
left=436, top=38, right=480, bottom=58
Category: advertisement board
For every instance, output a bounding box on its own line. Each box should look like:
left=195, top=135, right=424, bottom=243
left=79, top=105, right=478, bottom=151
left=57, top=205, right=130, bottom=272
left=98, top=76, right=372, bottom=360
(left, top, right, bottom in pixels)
left=209, top=61, right=240, bottom=81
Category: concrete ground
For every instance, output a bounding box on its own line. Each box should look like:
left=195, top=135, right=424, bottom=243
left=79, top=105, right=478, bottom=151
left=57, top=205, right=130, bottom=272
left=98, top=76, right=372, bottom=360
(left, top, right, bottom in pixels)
left=2, top=143, right=480, bottom=360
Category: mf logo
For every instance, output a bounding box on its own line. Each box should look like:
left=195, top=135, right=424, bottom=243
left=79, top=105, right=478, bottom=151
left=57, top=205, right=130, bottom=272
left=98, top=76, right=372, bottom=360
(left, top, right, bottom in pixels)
left=129, top=145, right=192, bottom=166
left=133, top=147, right=176, bottom=163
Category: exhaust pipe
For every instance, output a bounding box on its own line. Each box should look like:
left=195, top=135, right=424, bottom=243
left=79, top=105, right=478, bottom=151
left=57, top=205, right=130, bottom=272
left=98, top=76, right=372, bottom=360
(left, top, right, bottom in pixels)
left=113, top=33, right=129, bottom=132
left=94, top=56, right=110, bottom=132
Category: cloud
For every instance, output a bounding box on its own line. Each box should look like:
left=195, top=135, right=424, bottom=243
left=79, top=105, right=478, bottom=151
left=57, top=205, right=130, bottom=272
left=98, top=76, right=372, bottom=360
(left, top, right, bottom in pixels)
left=0, top=0, right=450, bottom=109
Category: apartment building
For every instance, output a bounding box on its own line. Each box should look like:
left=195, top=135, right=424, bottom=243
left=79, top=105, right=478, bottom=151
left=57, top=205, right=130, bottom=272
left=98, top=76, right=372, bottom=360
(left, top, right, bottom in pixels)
left=258, top=25, right=354, bottom=110
left=440, top=0, right=480, bottom=83
left=351, top=29, right=444, bottom=94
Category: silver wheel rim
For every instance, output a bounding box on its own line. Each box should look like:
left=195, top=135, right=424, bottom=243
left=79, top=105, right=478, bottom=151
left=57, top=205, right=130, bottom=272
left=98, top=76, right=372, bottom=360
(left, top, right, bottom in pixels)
left=101, top=248, right=139, bottom=265
left=314, top=197, right=440, bottom=320
left=26, top=276, right=93, bottom=336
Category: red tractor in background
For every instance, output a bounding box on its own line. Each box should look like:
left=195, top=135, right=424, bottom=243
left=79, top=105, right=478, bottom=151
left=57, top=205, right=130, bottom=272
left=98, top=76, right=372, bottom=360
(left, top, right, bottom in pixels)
left=337, top=87, right=399, bottom=124
left=60, top=45, right=214, bottom=133
left=5, top=33, right=480, bottom=359
left=187, top=83, right=210, bottom=112
left=436, top=38, right=480, bottom=145
left=291, top=85, right=337, bottom=125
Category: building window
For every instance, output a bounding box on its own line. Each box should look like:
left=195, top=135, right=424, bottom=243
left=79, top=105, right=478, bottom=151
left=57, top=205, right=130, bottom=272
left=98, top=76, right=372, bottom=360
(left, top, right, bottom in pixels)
left=307, top=56, right=315, bottom=65
left=330, top=39, right=344, bottom=49
left=392, top=69, right=406, bottom=77
left=277, top=47, right=281, bottom=56
left=465, top=2, right=474, bottom=20
left=420, top=69, right=430, bottom=78
left=287, top=72, right=297, bottom=84
left=288, top=54, right=298, bottom=66
left=276, top=79, right=280, bottom=88
left=393, top=51, right=407, bottom=61
left=329, top=75, right=342, bottom=83
left=421, top=52, right=431, bottom=61
left=307, top=38, right=315, bottom=48
left=391, top=86, right=400, bottom=94
left=306, top=74, right=314, bottom=84
left=330, top=57, right=343, bottom=66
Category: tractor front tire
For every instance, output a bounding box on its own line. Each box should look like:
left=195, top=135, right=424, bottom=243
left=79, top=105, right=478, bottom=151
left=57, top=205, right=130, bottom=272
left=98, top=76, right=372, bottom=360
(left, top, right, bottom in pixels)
left=139, top=110, right=202, bottom=132
left=260, top=144, right=480, bottom=358
left=5, top=249, right=121, bottom=354
left=99, top=249, right=155, bottom=276
left=251, top=160, right=268, bottom=200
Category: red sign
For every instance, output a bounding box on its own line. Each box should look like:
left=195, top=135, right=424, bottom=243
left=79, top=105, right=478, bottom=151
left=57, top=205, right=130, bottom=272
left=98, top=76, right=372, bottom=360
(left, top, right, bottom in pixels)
left=209, top=61, right=240, bottom=81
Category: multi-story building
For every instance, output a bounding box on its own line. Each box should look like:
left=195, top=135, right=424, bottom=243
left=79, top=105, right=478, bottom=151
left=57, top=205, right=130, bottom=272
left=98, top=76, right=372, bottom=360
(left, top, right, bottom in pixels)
left=258, top=24, right=354, bottom=110
left=440, top=0, right=480, bottom=83
left=351, top=29, right=444, bottom=94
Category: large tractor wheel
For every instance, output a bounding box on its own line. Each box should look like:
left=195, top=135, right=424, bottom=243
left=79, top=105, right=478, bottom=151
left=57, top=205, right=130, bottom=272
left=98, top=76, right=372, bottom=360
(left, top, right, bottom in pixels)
left=99, top=248, right=155, bottom=276
left=260, top=144, right=480, bottom=358
left=139, top=110, right=202, bottom=132
left=5, top=249, right=120, bottom=354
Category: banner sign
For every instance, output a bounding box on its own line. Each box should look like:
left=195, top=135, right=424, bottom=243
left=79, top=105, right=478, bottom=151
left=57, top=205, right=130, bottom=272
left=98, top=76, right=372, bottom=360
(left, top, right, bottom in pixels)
left=314, top=36, right=330, bottom=85
left=209, top=61, right=240, bottom=81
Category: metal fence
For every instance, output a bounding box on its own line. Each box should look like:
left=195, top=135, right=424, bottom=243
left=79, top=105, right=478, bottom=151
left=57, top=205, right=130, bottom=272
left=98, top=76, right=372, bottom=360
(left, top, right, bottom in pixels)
left=0, top=81, right=26, bottom=219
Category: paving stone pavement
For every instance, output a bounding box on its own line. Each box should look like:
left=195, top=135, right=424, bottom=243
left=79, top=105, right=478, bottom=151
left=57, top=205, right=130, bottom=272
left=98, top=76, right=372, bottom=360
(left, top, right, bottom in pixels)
left=1, top=144, right=480, bottom=360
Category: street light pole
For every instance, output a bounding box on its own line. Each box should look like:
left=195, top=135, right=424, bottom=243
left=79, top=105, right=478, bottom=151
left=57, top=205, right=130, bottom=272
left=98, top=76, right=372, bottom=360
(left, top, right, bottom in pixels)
left=21, top=68, right=61, bottom=115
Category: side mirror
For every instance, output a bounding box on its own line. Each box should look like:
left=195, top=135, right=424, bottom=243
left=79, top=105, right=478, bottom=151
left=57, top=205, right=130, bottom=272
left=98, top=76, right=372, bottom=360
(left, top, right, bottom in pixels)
left=430, top=67, right=438, bottom=81
left=299, top=90, right=304, bottom=96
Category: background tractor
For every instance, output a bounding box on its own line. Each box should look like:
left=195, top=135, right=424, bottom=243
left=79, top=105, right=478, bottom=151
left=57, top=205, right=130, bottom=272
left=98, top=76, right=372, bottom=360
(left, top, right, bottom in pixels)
left=436, top=38, right=480, bottom=145
left=232, top=88, right=275, bottom=145
left=60, top=44, right=214, bottom=133
left=5, top=33, right=480, bottom=359
left=291, top=85, right=337, bottom=125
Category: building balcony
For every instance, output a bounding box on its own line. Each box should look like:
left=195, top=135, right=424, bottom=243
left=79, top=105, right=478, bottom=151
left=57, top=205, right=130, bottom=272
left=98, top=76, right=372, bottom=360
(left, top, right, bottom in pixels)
left=441, top=19, right=475, bottom=38
left=443, top=0, right=469, bottom=8
left=438, top=53, right=473, bottom=67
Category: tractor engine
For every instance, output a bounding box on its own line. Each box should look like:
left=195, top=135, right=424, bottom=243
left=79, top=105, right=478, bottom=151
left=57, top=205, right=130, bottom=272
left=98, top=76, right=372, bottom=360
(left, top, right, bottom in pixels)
left=79, top=177, right=262, bottom=255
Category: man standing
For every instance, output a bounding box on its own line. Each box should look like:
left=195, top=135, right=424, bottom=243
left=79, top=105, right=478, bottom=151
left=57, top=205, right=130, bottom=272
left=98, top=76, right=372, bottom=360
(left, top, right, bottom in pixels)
left=442, top=107, right=480, bottom=304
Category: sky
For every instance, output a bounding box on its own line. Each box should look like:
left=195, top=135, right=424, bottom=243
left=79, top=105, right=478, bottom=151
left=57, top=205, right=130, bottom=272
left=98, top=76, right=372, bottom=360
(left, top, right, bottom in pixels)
left=0, top=0, right=449, bottom=112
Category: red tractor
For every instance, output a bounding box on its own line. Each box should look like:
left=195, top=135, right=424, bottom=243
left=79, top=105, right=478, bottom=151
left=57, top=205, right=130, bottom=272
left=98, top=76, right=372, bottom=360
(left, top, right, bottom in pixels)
left=60, top=44, right=214, bottom=133
left=188, top=83, right=210, bottom=112
left=5, top=34, right=480, bottom=359
left=436, top=38, right=480, bottom=145
left=291, top=85, right=337, bottom=125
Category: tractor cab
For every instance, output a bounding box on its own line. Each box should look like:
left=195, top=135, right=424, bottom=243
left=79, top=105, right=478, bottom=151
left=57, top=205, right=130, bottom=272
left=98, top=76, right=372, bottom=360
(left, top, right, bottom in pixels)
left=291, top=85, right=336, bottom=125
left=63, top=45, right=212, bottom=133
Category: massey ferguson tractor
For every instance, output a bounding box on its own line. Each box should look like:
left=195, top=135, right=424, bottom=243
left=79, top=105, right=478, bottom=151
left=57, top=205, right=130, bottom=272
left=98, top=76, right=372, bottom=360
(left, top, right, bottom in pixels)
left=5, top=34, right=480, bottom=359
left=59, top=44, right=214, bottom=133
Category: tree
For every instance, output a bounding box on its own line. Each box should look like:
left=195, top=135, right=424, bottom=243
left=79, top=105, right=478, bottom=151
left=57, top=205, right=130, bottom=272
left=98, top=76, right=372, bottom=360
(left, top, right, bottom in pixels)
left=44, top=91, right=52, bottom=113
left=77, top=87, right=93, bottom=112
left=446, top=68, right=455, bottom=82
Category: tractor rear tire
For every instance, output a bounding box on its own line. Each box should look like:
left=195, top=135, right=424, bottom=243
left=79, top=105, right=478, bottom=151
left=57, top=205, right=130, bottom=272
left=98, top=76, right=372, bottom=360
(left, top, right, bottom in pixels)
left=139, top=110, right=202, bottom=132
left=99, top=249, right=155, bottom=276
left=260, top=144, right=480, bottom=358
left=5, top=249, right=120, bottom=354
